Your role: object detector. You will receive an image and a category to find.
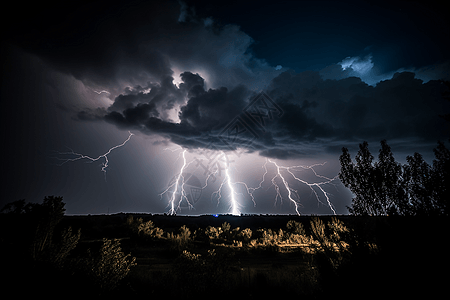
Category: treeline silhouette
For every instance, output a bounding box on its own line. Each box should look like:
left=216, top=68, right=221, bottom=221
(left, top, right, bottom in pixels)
left=0, top=196, right=135, bottom=296
left=1, top=197, right=448, bottom=297
left=3, top=152, right=449, bottom=299
left=1, top=197, right=381, bottom=297
left=340, top=140, right=449, bottom=216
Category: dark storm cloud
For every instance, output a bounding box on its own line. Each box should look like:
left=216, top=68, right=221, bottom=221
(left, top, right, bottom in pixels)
left=7, top=0, right=277, bottom=94
left=265, top=71, right=450, bottom=155
left=108, top=75, right=184, bottom=118
left=179, top=84, right=249, bottom=131
left=75, top=108, right=106, bottom=122
left=8, top=0, right=177, bottom=88
left=8, top=0, right=449, bottom=160
left=179, top=72, right=205, bottom=98
left=102, top=67, right=450, bottom=159
left=103, top=71, right=252, bottom=149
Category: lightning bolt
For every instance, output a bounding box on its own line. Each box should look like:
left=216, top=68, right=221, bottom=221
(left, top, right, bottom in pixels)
left=55, top=131, right=134, bottom=181
left=268, top=159, right=300, bottom=214
left=225, top=167, right=240, bottom=215
left=285, top=163, right=337, bottom=215
left=208, top=151, right=261, bottom=215
left=257, top=159, right=338, bottom=215
left=161, top=148, right=338, bottom=216
left=159, top=149, right=198, bottom=215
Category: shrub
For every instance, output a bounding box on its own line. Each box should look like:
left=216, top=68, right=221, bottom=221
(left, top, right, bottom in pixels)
left=178, top=225, right=191, bottom=244
left=205, top=226, right=222, bottom=240
left=31, top=196, right=66, bottom=260
left=286, top=220, right=306, bottom=235
left=51, top=227, right=81, bottom=267
left=310, top=217, right=351, bottom=269
left=239, top=228, right=253, bottom=242
left=138, top=220, right=164, bottom=238
left=221, top=222, right=231, bottom=239
left=126, top=216, right=164, bottom=239
left=169, top=225, right=192, bottom=251
left=137, top=220, right=154, bottom=235
left=85, top=238, right=136, bottom=290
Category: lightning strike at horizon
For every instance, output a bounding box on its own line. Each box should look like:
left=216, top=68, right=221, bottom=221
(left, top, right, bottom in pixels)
left=203, top=151, right=259, bottom=215
left=209, top=152, right=241, bottom=215
left=267, top=159, right=301, bottom=215
left=169, top=150, right=188, bottom=215
left=225, top=167, right=240, bottom=215
left=159, top=149, right=203, bottom=215
left=160, top=147, right=339, bottom=215
left=261, top=159, right=338, bottom=215
left=286, top=165, right=338, bottom=215
left=159, top=149, right=191, bottom=215
left=55, top=131, right=134, bottom=181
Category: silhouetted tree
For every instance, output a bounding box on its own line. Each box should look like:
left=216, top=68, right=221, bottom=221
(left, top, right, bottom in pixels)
left=432, top=141, right=450, bottom=215
left=0, top=199, right=37, bottom=214
left=373, top=140, right=405, bottom=215
left=403, top=152, right=436, bottom=215
left=339, top=141, right=379, bottom=215
left=31, top=196, right=66, bottom=260
left=340, top=140, right=449, bottom=216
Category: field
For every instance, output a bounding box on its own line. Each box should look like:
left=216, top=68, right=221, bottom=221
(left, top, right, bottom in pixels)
left=2, top=213, right=448, bottom=298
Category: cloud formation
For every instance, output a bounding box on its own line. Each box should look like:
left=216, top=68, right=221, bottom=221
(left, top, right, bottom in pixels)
left=101, top=67, right=450, bottom=159
left=11, top=0, right=279, bottom=97
left=320, top=53, right=450, bottom=86
left=9, top=0, right=450, bottom=160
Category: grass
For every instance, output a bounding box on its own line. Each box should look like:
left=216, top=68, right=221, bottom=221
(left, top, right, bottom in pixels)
left=110, top=216, right=356, bottom=297
left=2, top=214, right=448, bottom=298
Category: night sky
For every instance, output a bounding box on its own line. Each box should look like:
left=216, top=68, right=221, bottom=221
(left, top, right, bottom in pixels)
left=2, top=0, right=449, bottom=215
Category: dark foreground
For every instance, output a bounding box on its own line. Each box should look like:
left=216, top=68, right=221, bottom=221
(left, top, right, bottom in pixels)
left=1, top=213, right=448, bottom=299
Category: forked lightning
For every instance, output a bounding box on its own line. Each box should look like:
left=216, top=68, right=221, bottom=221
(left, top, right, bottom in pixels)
left=55, top=131, right=134, bottom=181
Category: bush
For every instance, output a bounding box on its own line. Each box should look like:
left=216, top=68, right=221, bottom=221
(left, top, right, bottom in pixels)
left=168, top=225, right=192, bottom=251
left=177, top=225, right=191, bottom=246
left=126, top=216, right=164, bottom=239
left=238, top=228, right=253, bottom=242
left=51, top=227, right=81, bottom=268
left=31, top=196, right=66, bottom=260
left=310, top=217, right=351, bottom=269
left=84, top=238, right=136, bottom=290
left=205, top=226, right=223, bottom=241
left=286, top=220, right=306, bottom=235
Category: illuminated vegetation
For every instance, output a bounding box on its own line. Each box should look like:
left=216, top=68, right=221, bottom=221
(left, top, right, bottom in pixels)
left=1, top=199, right=446, bottom=297
left=1, top=197, right=136, bottom=295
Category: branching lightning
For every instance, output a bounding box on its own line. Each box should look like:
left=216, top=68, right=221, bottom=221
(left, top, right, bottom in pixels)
left=160, top=148, right=339, bottom=215
left=256, top=159, right=338, bottom=215
left=159, top=149, right=200, bottom=215
left=212, top=166, right=240, bottom=215
left=268, top=159, right=301, bottom=214
left=159, top=149, right=186, bottom=214
left=57, top=135, right=338, bottom=215
left=55, top=131, right=134, bottom=181
left=226, top=168, right=241, bottom=215
left=208, top=151, right=259, bottom=215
